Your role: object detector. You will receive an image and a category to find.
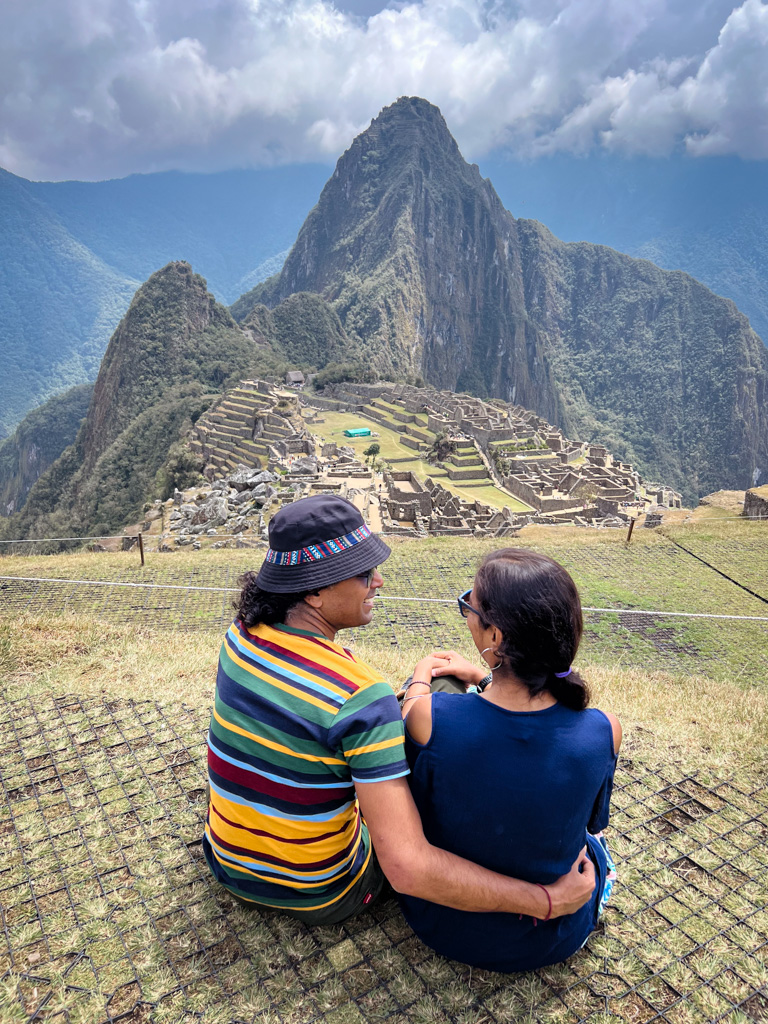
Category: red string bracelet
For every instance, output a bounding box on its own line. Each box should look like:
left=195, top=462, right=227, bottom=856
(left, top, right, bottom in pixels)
left=534, top=883, right=552, bottom=921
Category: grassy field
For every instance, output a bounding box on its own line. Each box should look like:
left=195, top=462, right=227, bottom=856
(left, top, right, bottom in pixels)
left=2, top=521, right=765, bottom=683
left=2, top=514, right=767, bottom=1023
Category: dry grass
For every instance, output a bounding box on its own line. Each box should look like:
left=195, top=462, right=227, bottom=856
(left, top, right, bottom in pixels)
left=1, top=615, right=221, bottom=707
left=2, top=616, right=766, bottom=777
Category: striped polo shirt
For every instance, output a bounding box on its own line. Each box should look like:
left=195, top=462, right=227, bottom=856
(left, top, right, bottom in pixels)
left=203, top=621, right=409, bottom=911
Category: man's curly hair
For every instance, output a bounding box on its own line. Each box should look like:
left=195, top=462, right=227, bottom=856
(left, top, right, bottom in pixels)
left=234, top=571, right=317, bottom=628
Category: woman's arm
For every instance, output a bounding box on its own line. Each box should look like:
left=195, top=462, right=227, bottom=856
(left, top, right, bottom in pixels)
left=602, top=711, right=623, bottom=753
left=400, top=656, right=450, bottom=722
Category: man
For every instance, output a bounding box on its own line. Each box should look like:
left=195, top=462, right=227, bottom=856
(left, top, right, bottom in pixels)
left=203, top=494, right=594, bottom=924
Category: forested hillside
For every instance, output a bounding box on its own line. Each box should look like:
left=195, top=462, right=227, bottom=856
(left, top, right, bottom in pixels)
left=239, top=292, right=357, bottom=370
left=0, top=169, right=137, bottom=440
left=0, top=263, right=261, bottom=539
left=0, top=383, right=93, bottom=516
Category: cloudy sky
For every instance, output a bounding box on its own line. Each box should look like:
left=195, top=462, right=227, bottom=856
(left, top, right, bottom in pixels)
left=2, top=0, right=767, bottom=181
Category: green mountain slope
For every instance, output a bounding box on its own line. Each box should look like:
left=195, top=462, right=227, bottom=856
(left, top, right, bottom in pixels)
left=1, top=263, right=261, bottom=538
left=480, top=154, right=768, bottom=346
left=240, top=97, right=768, bottom=501
left=0, top=383, right=93, bottom=516
left=239, top=292, right=356, bottom=370
left=0, top=169, right=137, bottom=439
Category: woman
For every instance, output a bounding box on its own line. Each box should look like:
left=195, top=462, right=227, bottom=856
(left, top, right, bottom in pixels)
left=399, top=548, right=620, bottom=972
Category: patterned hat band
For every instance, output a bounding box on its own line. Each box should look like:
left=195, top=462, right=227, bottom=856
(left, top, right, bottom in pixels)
left=265, top=525, right=372, bottom=566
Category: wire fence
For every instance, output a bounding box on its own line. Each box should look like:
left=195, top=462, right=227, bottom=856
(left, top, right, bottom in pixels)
left=1, top=532, right=767, bottom=682
left=1, top=510, right=767, bottom=559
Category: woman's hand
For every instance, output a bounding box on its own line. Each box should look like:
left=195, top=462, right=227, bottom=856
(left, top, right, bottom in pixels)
left=428, top=650, right=487, bottom=688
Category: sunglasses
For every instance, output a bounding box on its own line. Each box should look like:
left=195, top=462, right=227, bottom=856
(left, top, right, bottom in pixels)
left=457, top=588, right=482, bottom=618
left=356, top=567, right=378, bottom=587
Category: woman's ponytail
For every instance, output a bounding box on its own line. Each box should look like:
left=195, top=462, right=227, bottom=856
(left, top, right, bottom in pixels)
left=547, top=668, right=590, bottom=711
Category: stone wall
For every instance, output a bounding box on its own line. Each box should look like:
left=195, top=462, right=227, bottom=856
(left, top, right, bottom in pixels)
left=385, top=471, right=432, bottom=515
left=744, top=487, right=768, bottom=518
left=445, top=466, right=488, bottom=481
left=400, top=435, right=424, bottom=452
left=459, top=423, right=518, bottom=444
left=427, top=413, right=451, bottom=434
left=301, top=395, right=345, bottom=411
left=502, top=475, right=581, bottom=512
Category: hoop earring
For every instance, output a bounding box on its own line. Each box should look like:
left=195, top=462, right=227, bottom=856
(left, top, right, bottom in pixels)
left=480, top=646, right=503, bottom=671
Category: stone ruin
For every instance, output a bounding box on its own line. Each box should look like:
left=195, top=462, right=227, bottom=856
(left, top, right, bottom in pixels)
left=177, top=377, right=684, bottom=543
left=380, top=471, right=520, bottom=537
left=316, top=381, right=682, bottom=525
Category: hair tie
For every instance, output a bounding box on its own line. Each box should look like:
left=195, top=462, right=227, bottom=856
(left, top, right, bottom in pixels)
left=554, top=667, right=572, bottom=678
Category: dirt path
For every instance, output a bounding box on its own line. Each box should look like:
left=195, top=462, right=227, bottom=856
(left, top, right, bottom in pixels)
left=367, top=494, right=383, bottom=532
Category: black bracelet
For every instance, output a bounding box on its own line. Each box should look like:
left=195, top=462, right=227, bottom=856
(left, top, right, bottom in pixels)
left=403, top=678, right=432, bottom=693
left=477, top=672, right=493, bottom=691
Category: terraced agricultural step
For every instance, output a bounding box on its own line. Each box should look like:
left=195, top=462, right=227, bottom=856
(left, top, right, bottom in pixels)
left=260, top=430, right=292, bottom=442
left=361, top=405, right=403, bottom=432
left=212, top=425, right=254, bottom=444
left=220, top=399, right=256, bottom=412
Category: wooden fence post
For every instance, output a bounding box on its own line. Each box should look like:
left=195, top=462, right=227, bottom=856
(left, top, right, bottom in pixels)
left=626, top=518, right=636, bottom=544
left=138, top=531, right=145, bottom=567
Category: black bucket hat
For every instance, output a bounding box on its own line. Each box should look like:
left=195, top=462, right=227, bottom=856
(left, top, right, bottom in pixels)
left=255, top=494, right=391, bottom=593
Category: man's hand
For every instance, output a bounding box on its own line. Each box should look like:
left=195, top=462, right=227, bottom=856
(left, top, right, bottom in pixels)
left=428, top=650, right=486, bottom=688
left=409, top=654, right=451, bottom=685
left=547, top=847, right=596, bottom=917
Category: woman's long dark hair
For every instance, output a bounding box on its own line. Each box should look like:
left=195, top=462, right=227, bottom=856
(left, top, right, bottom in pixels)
left=235, top=571, right=316, bottom=628
left=473, top=548, right=590, bottom=711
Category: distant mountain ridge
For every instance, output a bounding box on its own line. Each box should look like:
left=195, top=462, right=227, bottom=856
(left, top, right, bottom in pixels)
left=0, top=165, right=328, bottom=438
left=0, top=168, right=138, bottom=440
left=5, top=136, right=767, bottom=445
left=240, top=97, right=768, bottom=501
left=0, top=383, right=93, bottom=516
left=480, top=153, right=768, bottom=345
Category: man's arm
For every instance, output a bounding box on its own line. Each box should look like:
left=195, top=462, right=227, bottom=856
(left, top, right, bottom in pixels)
left=356, top=777, right=595, bottom=918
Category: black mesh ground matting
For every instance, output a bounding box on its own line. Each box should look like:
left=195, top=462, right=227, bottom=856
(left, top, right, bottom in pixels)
left=1, top=693, right=767, bottom=1024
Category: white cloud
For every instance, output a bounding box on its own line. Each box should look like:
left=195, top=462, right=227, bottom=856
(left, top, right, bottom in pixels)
left=0, top=0, right=766, bottom=180
left=532, top=0, right=768, bottom=157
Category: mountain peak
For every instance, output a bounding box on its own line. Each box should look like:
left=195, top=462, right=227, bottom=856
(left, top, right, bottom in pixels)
left=340, top=95, right=462, bottom=172
left=235, top=99, right=768, bottom=499
left=370, top=95, right=449, bottom=132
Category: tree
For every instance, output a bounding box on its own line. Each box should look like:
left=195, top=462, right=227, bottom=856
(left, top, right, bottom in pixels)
left=363, top=443, right=381, bottom=464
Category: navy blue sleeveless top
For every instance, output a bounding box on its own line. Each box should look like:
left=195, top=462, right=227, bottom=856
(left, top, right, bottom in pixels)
left=400, top=693, right=617, bottom=972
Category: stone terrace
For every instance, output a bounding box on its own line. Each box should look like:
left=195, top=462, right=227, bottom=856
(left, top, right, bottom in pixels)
left=323, top=382, right=682, bottom=524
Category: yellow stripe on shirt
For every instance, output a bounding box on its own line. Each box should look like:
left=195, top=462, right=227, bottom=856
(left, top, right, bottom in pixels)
left=212, top=706, right=347, bottom=765
left=345, top=735, right=406, bottom=758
